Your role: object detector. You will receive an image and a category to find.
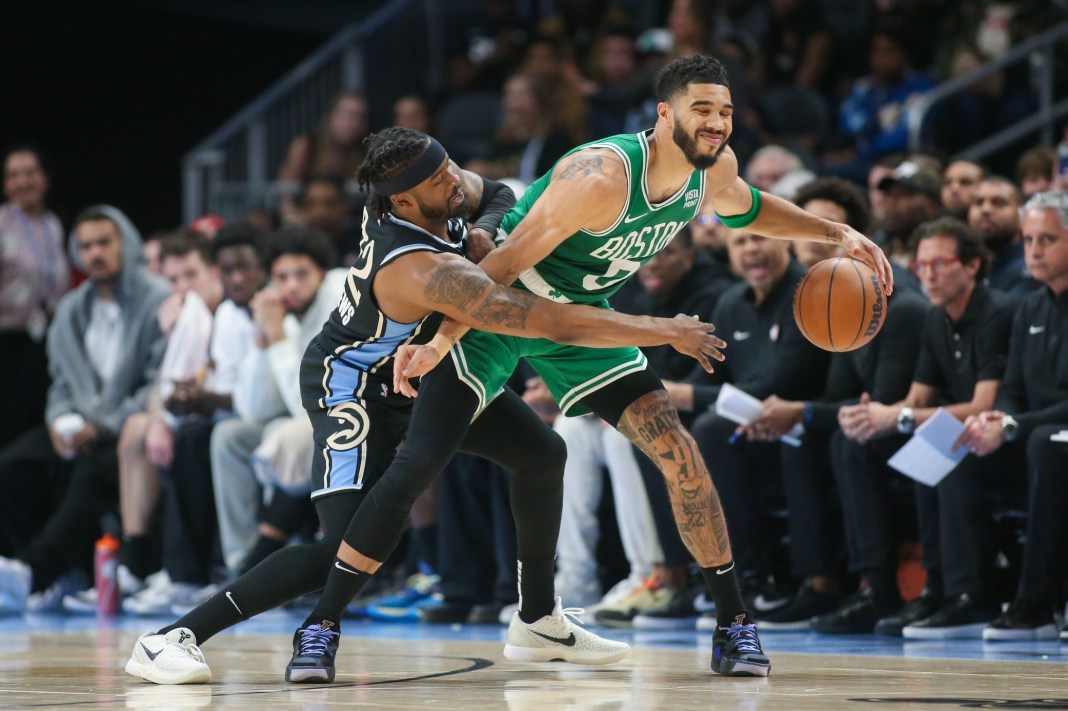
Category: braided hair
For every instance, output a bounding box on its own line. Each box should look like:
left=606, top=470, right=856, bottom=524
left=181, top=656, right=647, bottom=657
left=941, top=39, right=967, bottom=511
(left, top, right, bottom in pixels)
left=355, top=127, right=432, bottom=220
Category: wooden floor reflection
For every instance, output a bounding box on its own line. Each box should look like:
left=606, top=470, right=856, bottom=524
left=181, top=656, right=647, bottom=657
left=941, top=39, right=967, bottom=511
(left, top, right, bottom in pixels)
left=1, top=631, right=1066, bottom=710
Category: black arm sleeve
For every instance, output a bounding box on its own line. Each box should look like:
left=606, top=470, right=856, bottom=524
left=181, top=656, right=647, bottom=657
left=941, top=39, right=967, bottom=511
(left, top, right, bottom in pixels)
left=471, top=177, right=516, bottom=234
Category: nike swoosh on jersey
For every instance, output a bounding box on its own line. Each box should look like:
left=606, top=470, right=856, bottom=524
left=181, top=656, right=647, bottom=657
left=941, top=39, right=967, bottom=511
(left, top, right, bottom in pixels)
left=530, top=630, right=577, bottom=646
left=622, top=213, right=648, bottom=224
left=1029, top=325, right=1046, bottom=335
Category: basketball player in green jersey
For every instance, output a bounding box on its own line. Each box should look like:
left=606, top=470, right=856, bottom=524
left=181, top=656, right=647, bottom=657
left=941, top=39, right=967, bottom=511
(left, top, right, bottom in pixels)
left=308, top=55, right=895, bottom=678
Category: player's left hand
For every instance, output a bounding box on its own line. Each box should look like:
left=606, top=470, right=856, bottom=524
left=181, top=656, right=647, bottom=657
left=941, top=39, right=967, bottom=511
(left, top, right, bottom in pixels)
left=831, top=224, right=894, bottom=296
left=466, top=227, right=497, bottom=264
left=392, top=344, right=443, bottom=398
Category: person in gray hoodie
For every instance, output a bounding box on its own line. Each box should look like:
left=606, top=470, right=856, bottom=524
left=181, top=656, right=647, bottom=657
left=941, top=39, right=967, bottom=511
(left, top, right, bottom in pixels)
left=0, top=205, right=168, bottom=613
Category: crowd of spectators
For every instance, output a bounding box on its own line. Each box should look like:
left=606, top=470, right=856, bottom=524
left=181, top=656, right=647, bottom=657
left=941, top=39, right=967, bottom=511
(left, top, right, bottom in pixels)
left=1, top=0, right=1067, bottom=645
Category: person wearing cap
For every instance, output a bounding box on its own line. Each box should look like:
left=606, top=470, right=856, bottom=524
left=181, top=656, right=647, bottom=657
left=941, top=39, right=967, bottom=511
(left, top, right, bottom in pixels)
left=877, top=159, right=943, bottom=270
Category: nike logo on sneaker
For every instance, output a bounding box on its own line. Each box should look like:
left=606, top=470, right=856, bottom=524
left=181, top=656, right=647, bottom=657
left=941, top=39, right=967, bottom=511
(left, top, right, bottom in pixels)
left=716, top=562, right=735, bottom=575
left=530, top=630, right=577, bottom=646
left=140, top=643, right=160, bottom=661
left=1029, top=325, right=1046, bottom=335
left=335, top=561, right=360, bottom=575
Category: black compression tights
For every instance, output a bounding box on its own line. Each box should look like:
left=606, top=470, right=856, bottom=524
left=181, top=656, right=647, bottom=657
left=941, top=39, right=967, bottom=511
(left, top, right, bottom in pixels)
left=311, top=356, right=567, bottom=624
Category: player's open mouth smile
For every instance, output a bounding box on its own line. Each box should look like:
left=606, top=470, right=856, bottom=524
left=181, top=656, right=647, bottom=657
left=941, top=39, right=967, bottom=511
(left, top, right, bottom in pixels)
left=451, top=190, right=465, bottom=206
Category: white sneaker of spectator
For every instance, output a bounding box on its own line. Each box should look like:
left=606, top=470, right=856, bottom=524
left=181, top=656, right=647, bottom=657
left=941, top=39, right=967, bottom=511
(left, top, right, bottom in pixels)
left=170, top=583, right=222, bottom=617
left=583, top=572, right=647, bottom=620
left=553, top=574, right=602, bottom=610
left=26, top=569, right=90, bottom=613
left=0, top=557, right=33, bottom=615
left=124, top=572, right=201, bottom=616
left=63, top=565, right=146, bottom=614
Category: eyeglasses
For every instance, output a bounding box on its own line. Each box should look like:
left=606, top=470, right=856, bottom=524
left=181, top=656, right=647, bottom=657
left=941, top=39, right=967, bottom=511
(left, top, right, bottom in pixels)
left=910, top=256, right=960, bottom=275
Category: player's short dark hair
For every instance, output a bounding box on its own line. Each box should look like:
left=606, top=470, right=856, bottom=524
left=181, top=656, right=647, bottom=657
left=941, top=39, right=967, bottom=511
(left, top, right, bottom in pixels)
left=211, top=222, right=268, bottom=264
left=266, top=226, right=337, bottom=272
left=159, top=228, right=213, bottom=265
left=355, top=127, right=434, bottom=219
left=911, top=216, right=989, bottom=277
left=793, top=177, right=872, bottom=232
left=654, top=55, right=729, bottom=103
left=1016, top=146, right=1056, bottom=182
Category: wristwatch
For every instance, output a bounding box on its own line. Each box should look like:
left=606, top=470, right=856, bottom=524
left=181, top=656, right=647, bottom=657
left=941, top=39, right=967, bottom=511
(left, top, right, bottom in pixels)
left=897, top=406, right=915, bottom=434
left=1001, top=415, right=1020, bottom=442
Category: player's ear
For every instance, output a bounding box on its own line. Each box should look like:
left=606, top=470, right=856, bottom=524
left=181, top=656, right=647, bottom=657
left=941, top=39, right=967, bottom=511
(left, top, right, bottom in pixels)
left=657, top=101, right=673, bottom=124
left=390, top=192, right=413, bottom=210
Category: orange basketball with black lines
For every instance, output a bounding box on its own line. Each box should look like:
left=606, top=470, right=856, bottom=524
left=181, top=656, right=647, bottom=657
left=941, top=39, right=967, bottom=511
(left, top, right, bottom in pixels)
left=793, top=257, right=886, bottom=352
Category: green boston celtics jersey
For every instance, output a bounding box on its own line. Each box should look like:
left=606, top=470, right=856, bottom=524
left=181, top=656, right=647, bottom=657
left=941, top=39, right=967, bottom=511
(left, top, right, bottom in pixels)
left=499, top=130, right=706, bottom=305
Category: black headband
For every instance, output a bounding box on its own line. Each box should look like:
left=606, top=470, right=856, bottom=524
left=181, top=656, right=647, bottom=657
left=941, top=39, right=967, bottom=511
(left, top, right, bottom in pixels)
left=371, top=137, right=448, bottom=196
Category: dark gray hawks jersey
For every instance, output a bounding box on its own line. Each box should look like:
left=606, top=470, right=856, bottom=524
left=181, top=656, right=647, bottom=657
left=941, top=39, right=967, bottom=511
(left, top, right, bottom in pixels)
left=300, top=211, right=466, bottom=410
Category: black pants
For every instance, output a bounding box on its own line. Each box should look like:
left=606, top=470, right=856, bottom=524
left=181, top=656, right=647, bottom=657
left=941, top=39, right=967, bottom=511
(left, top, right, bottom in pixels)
left=1018, top=424, right=1068, bottom=604
left=937, top=443, right=1026, bottom=598
left=691, top=411, right=782, bottom=581
left=436, top=451, right=518, bottom=605
left=831, top=430, right=940, bottom=602
left=780, top=430, right=846, bottom=579
left=0, top=331, right=49, bottom=451
left=0, top=425, right=118, bottom=591
left=162, top=419, right=218, bottom=585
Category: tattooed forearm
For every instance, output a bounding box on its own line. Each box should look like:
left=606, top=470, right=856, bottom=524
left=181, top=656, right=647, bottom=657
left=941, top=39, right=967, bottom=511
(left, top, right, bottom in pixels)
left=424, top=262, right=486, bottom=312
left=470, top=287, right=533, bottom=329
left=557, top=155, right=604, bottom=180
left=617, top=390, right=733, bottom=566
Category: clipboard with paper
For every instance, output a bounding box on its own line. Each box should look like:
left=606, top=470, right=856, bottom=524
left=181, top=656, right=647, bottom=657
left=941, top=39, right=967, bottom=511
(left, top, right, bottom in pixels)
left=887, top=408, right=968, bottom=486
left=713, top=383, right=803, bottom=447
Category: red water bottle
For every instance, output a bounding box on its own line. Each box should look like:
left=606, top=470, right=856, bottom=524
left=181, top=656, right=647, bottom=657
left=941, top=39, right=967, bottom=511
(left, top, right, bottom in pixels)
left=94, top=533, right=120, bottom=616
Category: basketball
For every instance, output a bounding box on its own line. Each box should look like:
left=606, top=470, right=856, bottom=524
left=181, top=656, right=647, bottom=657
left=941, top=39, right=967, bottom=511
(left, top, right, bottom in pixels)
left=793, top=257, right=886, bottom=352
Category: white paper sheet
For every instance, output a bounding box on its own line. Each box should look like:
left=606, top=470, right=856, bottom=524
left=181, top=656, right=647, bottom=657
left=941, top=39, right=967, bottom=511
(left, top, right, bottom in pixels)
left=887, top=408, right=968, bottom=486
left=714, top=383, right=803, bottom=447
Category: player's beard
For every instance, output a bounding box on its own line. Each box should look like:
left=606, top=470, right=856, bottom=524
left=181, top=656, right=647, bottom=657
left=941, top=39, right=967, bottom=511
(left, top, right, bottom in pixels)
left=415, top=189, right=469, bottom=222
left=673, top=121, right=728, bottom=170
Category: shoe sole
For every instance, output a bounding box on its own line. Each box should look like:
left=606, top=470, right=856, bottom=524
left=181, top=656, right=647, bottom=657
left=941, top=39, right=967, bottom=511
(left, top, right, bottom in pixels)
left=902, top=622, right=989, bottom=640
left=503, top=644, right=630, bottom=665
left=982, top=625, right=1059, bottom=641
left=712, top=659, right=771, bottom=677
left=285, top=666, right=335, bottom=683
left=124, top=658, right=211, bottom=685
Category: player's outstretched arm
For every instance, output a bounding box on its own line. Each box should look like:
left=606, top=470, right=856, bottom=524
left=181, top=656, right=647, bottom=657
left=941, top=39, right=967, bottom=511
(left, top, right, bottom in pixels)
left=389, top=254, right=726, bottom=396
left=710, top=174, right=894, bottom=295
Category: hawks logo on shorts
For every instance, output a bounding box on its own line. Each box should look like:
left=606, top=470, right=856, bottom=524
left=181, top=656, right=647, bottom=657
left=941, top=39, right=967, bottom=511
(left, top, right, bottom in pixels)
left=325, top=402, right=371, bottom=452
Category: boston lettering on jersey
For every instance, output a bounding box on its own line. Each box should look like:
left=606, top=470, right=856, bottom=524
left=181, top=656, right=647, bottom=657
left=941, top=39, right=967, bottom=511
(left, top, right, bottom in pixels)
left=500, top=130, right=705, bottom=305
left=299, top=211, right=466, bottom=410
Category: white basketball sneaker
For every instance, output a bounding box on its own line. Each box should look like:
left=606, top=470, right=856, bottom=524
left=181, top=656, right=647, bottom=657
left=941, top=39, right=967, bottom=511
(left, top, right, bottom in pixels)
left=503, top=597, right=630, bottom=664
left=125, top=628, right=211, bottom=685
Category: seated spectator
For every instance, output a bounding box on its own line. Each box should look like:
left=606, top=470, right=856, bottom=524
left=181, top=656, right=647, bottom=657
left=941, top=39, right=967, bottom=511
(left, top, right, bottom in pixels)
left=517, top=33, right=589, bottom=147
left=827, top=218, right=1015, bottom=638
left=968, top=176, right=1041, bottom=296
left=875, top=160, right=942, bottom=272
left=1016, top=147, right=1056, bottom=200
left=393, top=95, right=433, bottom=134
left=866, top=153, right=906, bottom=236
left=210, top=229, right=345, bottom=580
left=277, top=91, right=370, bottom=223
left=745, top=146, right=805, bottom=194
left=465, top=72, right=576, bottom=184
left=568, top=23, right=644, bottom=139
left=790, top=177, right=871, bottom=269
left=804, top=285, right=933, bottom=635
left=118, top=226, right=266, bottom=616
left=0, top=206, right=167, bottom=613
left=957, top=191, right=1068, bottom=642
left=941, top=160, right=985, bottom=220
left=291, top=177, right=360, bottom=267
left=838, top=23, right=935, bottom=165
left=0, top=145, right=69, bottom=450
left=142, top=232, right=164, bottom=275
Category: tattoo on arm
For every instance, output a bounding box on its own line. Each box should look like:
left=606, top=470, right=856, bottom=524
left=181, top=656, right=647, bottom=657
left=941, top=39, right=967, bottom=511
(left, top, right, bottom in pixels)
left=424, top=262, right=486, bottom=312
left=557, top=155, right=604, bottom=181
left=424, top=261, right=533, bottom=330
left=616, top=390, right=732, bottom=564
left=471, top=287, right=533, bottom=329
